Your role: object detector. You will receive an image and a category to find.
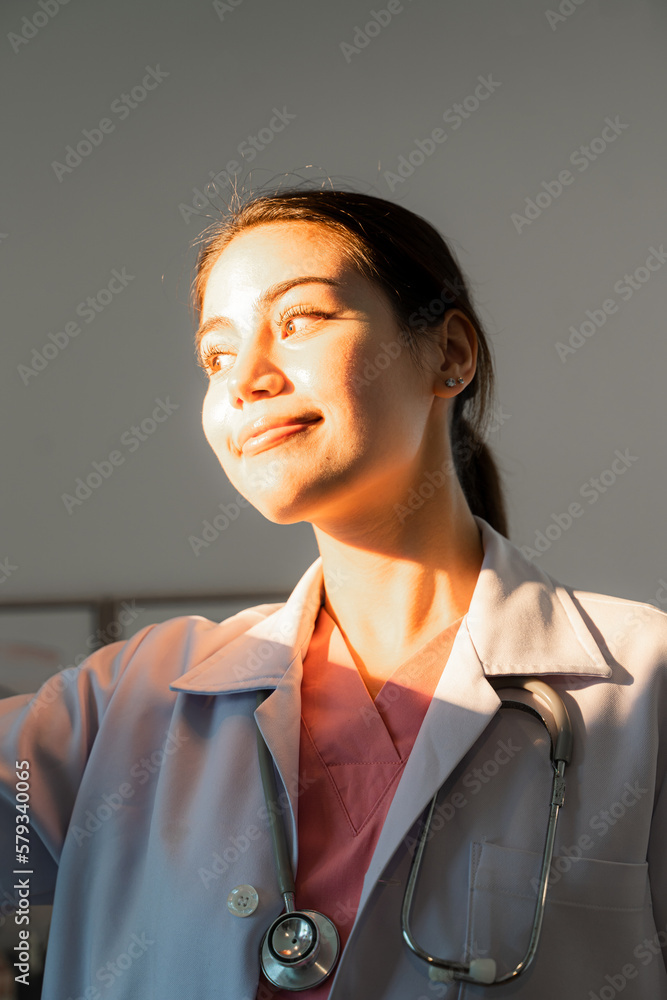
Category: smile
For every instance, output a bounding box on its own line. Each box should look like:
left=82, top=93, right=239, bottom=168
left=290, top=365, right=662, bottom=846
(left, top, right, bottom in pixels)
left=241, top=418, right=322, bottom=456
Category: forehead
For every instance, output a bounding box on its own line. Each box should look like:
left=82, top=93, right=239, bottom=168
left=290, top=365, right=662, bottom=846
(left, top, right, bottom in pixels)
left=201, top=221, right=359, bottom=317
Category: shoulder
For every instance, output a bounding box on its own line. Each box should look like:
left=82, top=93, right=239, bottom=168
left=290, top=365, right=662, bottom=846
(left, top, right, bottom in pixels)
left=82, top=599, right=287, bottom=692
left=563, top=581, right=667, bottom=682
left=570, top=585, right=667, bottom=645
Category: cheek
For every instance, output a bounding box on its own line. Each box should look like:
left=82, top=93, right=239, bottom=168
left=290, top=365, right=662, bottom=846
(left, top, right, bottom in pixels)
left=337, top=336, right=387, bottom=406
left=346, top=353, right=429, bottom=465
left=341, top=339, right=413, bottom=425
left=202, top=388, right=231, bottom=454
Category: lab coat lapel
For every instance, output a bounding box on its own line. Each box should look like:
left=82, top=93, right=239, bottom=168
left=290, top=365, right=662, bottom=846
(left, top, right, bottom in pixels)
left=170, top=554, right=326, bottom=871
left=465, top=516, right=612, bottom=678
left=355, top=622, right=500, bottom=915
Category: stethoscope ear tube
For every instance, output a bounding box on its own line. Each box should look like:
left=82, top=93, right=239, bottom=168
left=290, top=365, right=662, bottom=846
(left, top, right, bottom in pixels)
left=491, top=677, right=573, bottom=765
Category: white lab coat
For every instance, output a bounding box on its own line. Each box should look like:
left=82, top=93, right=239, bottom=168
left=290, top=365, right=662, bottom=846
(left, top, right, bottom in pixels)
left=0, top=515, right=666, bottom=999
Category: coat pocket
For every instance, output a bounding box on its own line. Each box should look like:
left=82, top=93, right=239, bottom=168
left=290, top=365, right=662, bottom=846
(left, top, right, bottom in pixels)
left=460, top=841, right=665, bottom=998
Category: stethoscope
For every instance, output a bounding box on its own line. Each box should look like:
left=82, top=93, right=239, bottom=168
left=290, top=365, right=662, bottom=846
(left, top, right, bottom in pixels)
left=255, top=690, right=340, bottom=991
left=255, top=677, right=573, bottom=991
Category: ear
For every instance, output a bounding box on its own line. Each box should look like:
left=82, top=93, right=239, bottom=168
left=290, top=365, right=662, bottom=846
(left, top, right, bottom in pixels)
left=431, top=309, right=478, bottom=399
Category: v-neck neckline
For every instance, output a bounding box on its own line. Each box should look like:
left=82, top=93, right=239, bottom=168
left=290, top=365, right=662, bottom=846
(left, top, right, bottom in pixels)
left=319, top=606, right=465, bottom=758
left=298, top=607, right=464, bottom=833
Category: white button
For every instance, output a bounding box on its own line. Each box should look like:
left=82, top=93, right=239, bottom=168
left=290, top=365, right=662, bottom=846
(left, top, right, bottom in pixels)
left=227, top=884, right=259, bottom=917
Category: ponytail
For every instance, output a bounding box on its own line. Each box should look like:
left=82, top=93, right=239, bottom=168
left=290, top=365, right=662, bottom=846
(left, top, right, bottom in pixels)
left=452, top=417, right=509, bottom=538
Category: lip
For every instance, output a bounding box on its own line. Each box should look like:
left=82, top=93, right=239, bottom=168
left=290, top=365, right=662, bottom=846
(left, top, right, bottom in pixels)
left=236, top=413, right=322, bottom=454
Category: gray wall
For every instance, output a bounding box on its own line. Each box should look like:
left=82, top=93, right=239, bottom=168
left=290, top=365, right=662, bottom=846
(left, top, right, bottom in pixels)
left=2, top=0, right=666, bottom=612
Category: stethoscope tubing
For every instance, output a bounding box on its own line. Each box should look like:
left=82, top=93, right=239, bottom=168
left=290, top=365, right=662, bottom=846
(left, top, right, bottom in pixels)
left=255, top=690, right=340, bottom=990
left=401, top=677, right=573, bottom=986
left=256, top=691, right=296, bottom=908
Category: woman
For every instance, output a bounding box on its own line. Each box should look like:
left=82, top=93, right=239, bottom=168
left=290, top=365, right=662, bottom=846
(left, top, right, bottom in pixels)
left=0, top=188, right=665, bottom=999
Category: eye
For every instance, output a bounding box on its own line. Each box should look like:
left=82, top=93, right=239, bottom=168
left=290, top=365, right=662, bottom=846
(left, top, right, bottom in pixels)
left=278, top=303, right=330, bottom=336
left=196, top=306, right=331, bottom=378
left=196, top=343, right=233, bottom=377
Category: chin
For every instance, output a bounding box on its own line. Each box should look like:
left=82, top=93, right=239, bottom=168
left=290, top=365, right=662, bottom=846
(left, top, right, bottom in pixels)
left=251, top=496, right=312, bottom=526
left=261, top=510, right=305, bottom=526
left=243, top=478, right=331, bottom=525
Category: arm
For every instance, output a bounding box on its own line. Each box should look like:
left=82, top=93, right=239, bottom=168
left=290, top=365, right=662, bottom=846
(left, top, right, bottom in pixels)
left=0, top=639, right=129, bottom=911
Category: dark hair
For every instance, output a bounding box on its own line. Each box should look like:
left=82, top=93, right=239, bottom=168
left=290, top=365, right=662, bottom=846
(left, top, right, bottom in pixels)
left=192, top=187, right=509, bottom=537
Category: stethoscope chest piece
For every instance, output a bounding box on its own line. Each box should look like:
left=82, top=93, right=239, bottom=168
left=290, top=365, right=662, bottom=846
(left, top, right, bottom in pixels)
left=260, top=909, right=340, bottom=990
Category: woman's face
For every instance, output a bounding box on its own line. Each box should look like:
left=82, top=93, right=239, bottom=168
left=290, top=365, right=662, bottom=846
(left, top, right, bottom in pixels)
left=199, top=220, right=459, bottom=526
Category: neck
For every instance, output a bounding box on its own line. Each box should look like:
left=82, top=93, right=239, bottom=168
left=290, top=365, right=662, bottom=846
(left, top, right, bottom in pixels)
left=312, top=480, right=484, bottom=695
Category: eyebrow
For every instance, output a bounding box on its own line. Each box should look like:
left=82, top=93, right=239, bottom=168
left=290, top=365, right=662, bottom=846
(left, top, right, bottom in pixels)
left=194, top=276, right=345, bottom=354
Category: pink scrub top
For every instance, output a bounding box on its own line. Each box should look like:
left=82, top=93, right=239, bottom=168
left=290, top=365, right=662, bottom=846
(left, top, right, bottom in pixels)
left=257, top=605, right=464, bottom=999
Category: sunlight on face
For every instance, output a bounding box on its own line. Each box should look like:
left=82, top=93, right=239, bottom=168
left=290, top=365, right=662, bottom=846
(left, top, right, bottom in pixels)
left=198, top=221, right=439, bottom=525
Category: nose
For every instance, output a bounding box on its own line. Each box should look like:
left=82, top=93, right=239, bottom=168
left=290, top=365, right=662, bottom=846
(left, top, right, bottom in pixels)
left=227, top=332, right=287, bottom=407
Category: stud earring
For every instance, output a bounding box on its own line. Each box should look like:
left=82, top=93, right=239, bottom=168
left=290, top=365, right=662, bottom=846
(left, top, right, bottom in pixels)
left=457, top=377, right=465, bottom=384
left=445, top=378, right=456, bottom=387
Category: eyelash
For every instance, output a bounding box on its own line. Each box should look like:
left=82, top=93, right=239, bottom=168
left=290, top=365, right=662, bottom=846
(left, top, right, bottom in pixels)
left=197, top=304, right=330, bottom=376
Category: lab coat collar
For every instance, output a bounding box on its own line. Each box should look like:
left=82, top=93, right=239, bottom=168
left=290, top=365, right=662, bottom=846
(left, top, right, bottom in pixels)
left=169, top=514, right=612, bottom=696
